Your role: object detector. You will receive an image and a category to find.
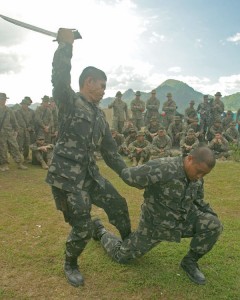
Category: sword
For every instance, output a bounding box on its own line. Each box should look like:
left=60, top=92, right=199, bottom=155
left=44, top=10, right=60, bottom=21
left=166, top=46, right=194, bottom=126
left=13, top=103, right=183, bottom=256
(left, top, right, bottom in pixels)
left=0, top=14, right=82, bottom=40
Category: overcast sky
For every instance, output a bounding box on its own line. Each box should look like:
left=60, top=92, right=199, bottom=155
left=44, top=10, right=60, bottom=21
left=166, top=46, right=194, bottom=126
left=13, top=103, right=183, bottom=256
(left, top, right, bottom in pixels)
left=1, top=0, right=240, bottom=104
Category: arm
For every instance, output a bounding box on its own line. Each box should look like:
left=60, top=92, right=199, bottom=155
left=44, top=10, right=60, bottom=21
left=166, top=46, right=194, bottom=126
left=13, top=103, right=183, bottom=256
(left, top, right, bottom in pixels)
left=193, top=179, right=218, bottom=216
left=9, top=109, right=19, bottom=132
left=121, top=158, right=178, bottom=188
left=52, top=29, right=75, bottom=112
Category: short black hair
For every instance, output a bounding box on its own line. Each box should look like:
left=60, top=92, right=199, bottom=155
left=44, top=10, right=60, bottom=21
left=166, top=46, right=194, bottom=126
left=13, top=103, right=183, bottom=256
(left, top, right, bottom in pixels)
left=79, top=66, right=107, bottom=88
left=190, top=146, right=216, bottom=169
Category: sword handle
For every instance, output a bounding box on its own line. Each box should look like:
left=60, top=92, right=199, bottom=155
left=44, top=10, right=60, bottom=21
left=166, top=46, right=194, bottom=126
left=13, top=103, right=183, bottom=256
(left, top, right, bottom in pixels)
left=53, top=28, right=82, bottom=42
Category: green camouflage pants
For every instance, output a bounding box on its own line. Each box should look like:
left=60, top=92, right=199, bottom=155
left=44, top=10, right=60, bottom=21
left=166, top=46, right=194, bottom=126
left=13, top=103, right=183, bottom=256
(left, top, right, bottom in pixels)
left=32, top=150, right=53, bottom=165
left=100, top=211, right=222, bottom=264
left=17, top=129, right=31, bottom=159
left=0, top=132, right=22, bottom=164
left=52, top=179, right=131, bottom=258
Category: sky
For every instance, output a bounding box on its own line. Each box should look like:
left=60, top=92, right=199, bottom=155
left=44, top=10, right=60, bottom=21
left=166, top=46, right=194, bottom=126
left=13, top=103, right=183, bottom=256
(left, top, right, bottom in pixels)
left=1, top=0, right=240, bottom=104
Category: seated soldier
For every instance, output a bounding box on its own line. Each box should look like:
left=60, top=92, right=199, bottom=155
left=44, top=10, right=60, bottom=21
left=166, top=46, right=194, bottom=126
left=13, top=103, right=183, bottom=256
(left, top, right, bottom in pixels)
left=122, top=118, right=137, bottom=138
left=30, top=136, right=54, bottom=169
left=151, top=127, right=172, bottom=159
left=167, top=116, right=186, bottom=149
left=224, top=121, right=239, bottom=144
left=180, top=129, right=199, bottom=156
left=128, top=131, right=151, bottom=166
left=123, top=127, right=137, bottom=150
left=206, top=118, right=224, bottom=142
left=185, top=117, right=205, bottom=143
left=222, top=110, right=234, bottom=131
left=208, top=132, right=230, bottom=160
left=144, top=116, right=161, bottom=143
left=110, top=128, right=128, bottom=156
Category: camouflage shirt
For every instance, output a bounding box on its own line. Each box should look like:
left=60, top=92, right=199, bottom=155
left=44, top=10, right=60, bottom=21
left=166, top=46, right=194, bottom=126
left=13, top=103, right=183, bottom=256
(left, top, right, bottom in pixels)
left=162, top=99, right=176, bottom=116
left=212, top=100, right=224, bottom=121
left=35, top=105, right=53, bottom=129
left=108, top=99, right=128, bottom=121
left=46, top=43, right=126, bottom=193
left=0, top=106, right=19, bottom=133
left=130, top=99, right=145, bottom=119
left=15, top=107, right=35, bottom=132
left=152, top=135, right=172, bottom=151
left=121, top=156, right=214, bottom=242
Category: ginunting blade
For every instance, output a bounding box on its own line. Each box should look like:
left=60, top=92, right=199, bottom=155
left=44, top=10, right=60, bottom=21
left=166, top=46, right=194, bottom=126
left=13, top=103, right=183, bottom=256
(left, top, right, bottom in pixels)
left=0, top=14, right=82, bottom=39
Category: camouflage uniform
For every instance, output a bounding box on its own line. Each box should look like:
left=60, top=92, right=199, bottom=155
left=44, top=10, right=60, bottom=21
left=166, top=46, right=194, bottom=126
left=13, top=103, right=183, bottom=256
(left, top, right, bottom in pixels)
left=225, top=122, right=239, bottom=143
left=122, top=120, right=137, bottom=138
left=151, top=130, right=172, bottom=158
left=49, top=99, right=59, bottom=144
left=99, top=156, right=222, bottom=264
left=0, top=105, right=23, bottom=166
left=197, top=96, right=212, bottom=136
left=130, top=92, right=145, bottom=130
left=144, top=118, right=161, bottom=143
left=207, top=121, right=224, bottom=142
left=123, top=129, right=137, bottom=147
left=30, top=140, right=54, bottom=166
left=162, top=93, right=176, bottom=129
left=108, top=92, right=128, bottom=133
left=185, top=118, right=205, bottom=143
left=46, top=42, right=131, bottom=259
left=111, top=129, right=128, bottom=155
left=167, top=116, right=186, bottom=148
left=15, top=99, right=35, bottom=161
left=34, top=97, right=53, bottom=143
left=212, top=96, right=224, bottom=122
left=184, top=101, right=197, bottom=124
left=144, top=90, right=160, bottom=125
left=180, top=130, right=199, bottom=156
left=208, top=136, right=229, bottom=159
left=128, top=136, right=151, bottom=164
left=222, top=111, right=233, bottom=131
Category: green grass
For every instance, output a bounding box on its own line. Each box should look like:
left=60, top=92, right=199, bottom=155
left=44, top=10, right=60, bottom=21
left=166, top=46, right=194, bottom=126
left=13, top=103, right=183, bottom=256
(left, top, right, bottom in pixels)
left=0, top=160, right=239, bottom=299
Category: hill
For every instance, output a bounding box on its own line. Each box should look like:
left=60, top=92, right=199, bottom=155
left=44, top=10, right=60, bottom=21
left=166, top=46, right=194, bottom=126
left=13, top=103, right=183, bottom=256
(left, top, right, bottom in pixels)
left=222, top=92, right=240, bottom=112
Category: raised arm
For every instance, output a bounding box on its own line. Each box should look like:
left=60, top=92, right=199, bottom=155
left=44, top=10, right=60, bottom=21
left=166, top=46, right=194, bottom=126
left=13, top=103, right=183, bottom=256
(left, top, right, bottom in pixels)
left=52, top=29, right=76, bottom=112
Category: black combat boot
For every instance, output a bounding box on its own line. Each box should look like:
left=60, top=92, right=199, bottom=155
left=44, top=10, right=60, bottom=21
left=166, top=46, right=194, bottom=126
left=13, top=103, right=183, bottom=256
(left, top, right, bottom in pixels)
left=64, top=256, right=84, bottom=287
left=92, top=218, right=107, bottom=241
left=180, top=250, right=206, bottom=285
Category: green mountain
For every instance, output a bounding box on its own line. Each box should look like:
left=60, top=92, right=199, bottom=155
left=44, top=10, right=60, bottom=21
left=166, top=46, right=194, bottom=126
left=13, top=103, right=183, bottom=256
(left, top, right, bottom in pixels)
left=222, top=93, right=240, bottom=112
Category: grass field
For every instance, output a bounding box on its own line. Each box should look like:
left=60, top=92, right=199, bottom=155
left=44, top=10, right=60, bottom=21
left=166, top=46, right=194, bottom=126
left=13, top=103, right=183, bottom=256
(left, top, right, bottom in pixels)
left=0, top=159, right=240, bottom=300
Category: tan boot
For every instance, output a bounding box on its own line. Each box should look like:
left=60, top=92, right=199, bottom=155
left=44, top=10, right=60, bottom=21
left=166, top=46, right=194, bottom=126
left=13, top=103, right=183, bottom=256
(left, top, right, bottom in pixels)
left=41, top=161, right=49, bottom=170
left=17, top=163, right=28, bottom=170
left=138, top=157, right=144, bottom=166
left=132, top=157, right=137, bottom=167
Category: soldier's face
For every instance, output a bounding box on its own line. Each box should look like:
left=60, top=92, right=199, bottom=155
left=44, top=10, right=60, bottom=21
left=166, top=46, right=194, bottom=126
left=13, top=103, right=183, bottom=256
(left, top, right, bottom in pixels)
left=158, top=131, right=165, bottom=136
left=42, top=102, right=49, bottom=108
left=184, top=156, right=212, bottom=181
left=88, top=78, right=106, bottom=103
left=37, top=139, right=45, bottom=145
left=0, top=99, right=7, bottom=106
